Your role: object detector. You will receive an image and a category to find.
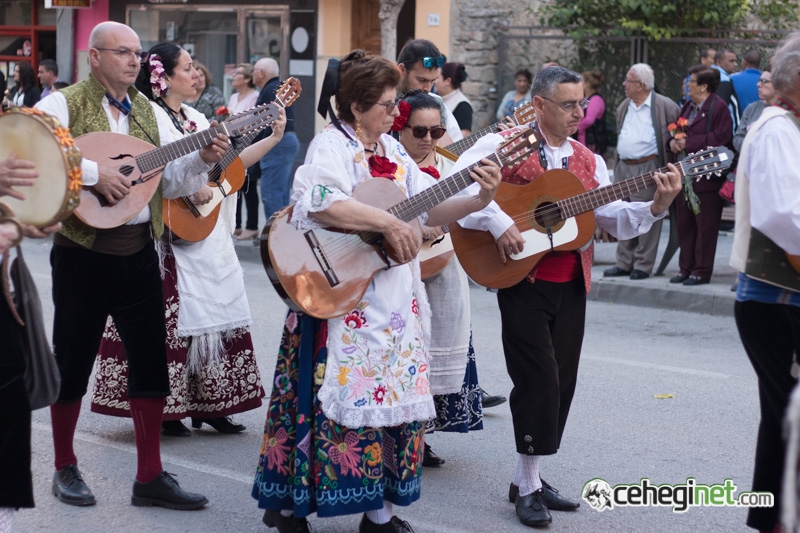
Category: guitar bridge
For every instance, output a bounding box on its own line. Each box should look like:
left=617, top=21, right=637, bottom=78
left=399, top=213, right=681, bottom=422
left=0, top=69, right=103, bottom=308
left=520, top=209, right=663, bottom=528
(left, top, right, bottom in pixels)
left=304, top=230, right=340, bottom=287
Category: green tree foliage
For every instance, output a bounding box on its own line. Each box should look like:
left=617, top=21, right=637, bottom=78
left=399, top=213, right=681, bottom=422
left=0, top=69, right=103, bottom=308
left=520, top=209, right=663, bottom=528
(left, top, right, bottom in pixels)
left=539, top=0, right=798, bottom=39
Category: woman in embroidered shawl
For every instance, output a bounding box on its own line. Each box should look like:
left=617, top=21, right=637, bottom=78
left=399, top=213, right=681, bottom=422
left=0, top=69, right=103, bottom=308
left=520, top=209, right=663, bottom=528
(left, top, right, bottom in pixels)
left=90, top=43, right=286, bottom=436
left=253, top=50, right=502, bottom=533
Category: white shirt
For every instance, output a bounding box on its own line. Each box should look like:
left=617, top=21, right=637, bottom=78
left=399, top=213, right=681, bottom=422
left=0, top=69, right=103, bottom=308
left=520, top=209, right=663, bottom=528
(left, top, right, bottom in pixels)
left=459, top=127, right=664, bottom=240
left=36, top=91, right=212, bottom=224
left=616, top=91, right=658, bottom=160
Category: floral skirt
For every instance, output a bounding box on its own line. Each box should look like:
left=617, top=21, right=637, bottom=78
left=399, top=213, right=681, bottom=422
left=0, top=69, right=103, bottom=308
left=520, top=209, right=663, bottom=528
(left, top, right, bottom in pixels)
left=90, top=254, right=264, bottom=419
left=428, top=334, right=483, bottom=433
left=252, top=312, right=425, bottom=518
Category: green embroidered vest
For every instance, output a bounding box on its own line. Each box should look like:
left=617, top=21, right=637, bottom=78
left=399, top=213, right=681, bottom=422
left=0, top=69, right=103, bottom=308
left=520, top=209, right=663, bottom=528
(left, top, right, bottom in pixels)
left=742, top=112, right=800, bottom=292
left=59, top=73, right=163, bottom=249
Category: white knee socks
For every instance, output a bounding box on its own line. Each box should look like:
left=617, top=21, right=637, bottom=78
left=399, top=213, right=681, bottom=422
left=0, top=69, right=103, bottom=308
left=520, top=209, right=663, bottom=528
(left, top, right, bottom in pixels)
left=366, top=501, right=393, bottom=525
left=515, top=454, right=543, bottom=497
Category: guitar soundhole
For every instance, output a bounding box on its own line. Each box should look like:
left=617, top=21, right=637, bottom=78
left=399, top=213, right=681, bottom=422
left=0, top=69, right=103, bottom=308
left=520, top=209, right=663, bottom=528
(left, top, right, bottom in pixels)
left=530, top=197, right=565, bottom=233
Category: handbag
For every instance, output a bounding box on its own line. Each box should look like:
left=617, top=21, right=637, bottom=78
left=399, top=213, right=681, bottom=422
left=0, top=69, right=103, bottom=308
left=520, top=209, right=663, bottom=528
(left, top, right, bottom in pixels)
left=2, top=246, right=60, bottom=410
left=719, top=175, right=736, bottom=204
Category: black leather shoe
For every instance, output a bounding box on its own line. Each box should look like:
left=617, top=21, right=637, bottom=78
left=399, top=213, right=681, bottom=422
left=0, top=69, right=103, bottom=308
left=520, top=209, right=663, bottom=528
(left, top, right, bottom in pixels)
left=603, top=266, right=631, bottom=277
left=670, top=273, right=689, bottom=283
left=541, top=479, right=580, bottom=511
left=422, top=443, right=445, bottom=467
left=131, top=471, right=208, bottom=510
left=515, top=489, right=552, bottom=527
left=509, top=482, right=519, bottom=503
left=52, top=465, right=96, bottom=506
left=629, top=269, right=650, bottom=280
left=480, top=389, right=507, bottom=408
left=358, top=513, right=415, bottom=532
left=683, top=275, right=709, bottom=286
left=162, top=420, right=191, bottom=437
left=191, top=416, right=246, bottom=433
left=263, top=510, right=311, bottom=533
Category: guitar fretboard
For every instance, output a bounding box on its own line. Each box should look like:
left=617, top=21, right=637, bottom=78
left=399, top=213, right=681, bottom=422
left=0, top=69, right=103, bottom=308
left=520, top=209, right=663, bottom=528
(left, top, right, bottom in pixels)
left=445, top=124, right=501, bottom=157
left=135, top=124, right=229, bottom=173
left=555, top=164, right=686, bottom=221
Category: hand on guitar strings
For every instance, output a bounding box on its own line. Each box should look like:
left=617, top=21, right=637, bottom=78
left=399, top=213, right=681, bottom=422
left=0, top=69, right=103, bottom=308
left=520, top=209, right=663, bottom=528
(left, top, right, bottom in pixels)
left=422, top=225, right=445, bottom=242
left=199, top=124, right=230, bottom=165
left=190, top=184, right=214, bottom=206
left=470, top=158, right=502, bottom=205
left=0, top=153, right=38, bottom=201
left=650, top=162, right=682, bottom=217
left=382, top=216, right=422, bottom=265
left=495, top=225, right=526, bottom=264
left=95, top=165, right=132, bottom=205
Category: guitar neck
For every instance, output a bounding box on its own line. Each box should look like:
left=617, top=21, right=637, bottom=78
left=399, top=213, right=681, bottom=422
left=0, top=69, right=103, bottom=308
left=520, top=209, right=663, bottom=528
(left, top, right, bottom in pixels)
left=135, top=124, right=228, bottom=173
left=556, top=163, right=685, bottom=219
left=445, top=124, right=500, bottom=157
left=208, top=130, right=259, bottom=182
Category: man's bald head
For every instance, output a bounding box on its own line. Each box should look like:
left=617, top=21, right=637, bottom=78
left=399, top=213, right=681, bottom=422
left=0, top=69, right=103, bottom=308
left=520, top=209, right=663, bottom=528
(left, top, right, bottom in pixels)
left=253, top=57, right=279, bottom=89
left=88, top=21, right=138, bottom=50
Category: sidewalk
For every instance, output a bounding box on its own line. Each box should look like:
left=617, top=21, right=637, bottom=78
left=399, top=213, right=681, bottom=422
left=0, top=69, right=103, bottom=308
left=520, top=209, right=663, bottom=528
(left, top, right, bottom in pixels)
left=591, top=221, right=737, bottom=316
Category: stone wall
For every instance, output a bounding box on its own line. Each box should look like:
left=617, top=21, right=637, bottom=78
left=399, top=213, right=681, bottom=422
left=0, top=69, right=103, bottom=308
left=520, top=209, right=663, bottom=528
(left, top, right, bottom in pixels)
left=448, top=0, right=542, bottom=130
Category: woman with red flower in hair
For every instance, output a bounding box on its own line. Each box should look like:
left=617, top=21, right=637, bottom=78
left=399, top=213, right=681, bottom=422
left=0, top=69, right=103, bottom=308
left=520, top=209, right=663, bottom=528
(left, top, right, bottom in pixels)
left=253, top=51, right=502, bottom=533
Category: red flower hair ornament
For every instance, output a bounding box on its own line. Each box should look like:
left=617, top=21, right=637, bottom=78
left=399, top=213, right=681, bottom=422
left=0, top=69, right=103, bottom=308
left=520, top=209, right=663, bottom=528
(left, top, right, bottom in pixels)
left=390, top=100, right=411, bottom=131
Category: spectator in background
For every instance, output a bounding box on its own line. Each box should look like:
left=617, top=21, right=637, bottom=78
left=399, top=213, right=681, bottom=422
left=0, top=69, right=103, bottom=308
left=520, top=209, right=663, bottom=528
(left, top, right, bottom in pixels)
left=576, top=69, right=607, bottom=155
left=733, top=70, right=777, bottom=153
left=253, top=57, right=299, bottom=233
left=185, top=61, right=225, bottom=121
left=497, top=68, right=532, bottom=120
left=0, top=71, right=6, bottom=101
left=38, top=59, right=61, bottom=100
left=682, top=48, right=716, bottom=106
left=437, top=62, right=473, bottom=137
left=732, top=49, right=762, bottom=113
left=604, top=63, right=680, bottom=281
left=2, top=62, right=40, bottom=109
left=668, top=65, right=733, bottom=286
left=712, top=49, right=742, bottom=132
left=52, top=81, right=69, bottom=91
left=227, top=63, right=261, bottom=238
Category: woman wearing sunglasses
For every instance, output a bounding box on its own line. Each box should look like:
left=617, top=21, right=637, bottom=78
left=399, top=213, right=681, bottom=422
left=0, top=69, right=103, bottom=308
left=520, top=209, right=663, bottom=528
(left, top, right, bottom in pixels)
left=396, top=88, right=511, bottom=470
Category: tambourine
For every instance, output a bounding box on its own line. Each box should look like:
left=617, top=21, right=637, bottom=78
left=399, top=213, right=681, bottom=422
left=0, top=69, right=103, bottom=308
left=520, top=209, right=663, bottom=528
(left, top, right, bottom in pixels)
left=0, top=107, right=82, bottom=228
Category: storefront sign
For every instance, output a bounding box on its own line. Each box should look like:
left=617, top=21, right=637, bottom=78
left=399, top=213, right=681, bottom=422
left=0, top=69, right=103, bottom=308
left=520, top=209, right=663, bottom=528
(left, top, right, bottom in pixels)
left=44, top=0, right=92, bottom=7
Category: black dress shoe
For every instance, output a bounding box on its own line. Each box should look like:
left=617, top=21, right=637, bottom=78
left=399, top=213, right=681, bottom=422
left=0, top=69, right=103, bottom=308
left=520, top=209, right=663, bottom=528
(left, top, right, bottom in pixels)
left=52, top=465, right=96, bottom=506
left=480, top=389, right=507, bottom=408
left=509, top=482, right=519, bottom=503
left=515, top=489, right=552, bottom=527
left=131, top=471, right=208, bottom=510
left=683, top=275, right=709, bottom=286
left=629, top=269, right=650, bottom=280
left=603, top=266, right=631, bottom=277
left=359, top=513, right=415, bottom=532
left=670, top=273, right=689, bottom=283
left=422, top=443, right=445, bottom=467
left=162, top=420, right=192, bottom=437
left=191, top=416, right=246, bottom=433
left=263, top=510, right=311, bottom=533
left=541, top=479, right=580, bottom=511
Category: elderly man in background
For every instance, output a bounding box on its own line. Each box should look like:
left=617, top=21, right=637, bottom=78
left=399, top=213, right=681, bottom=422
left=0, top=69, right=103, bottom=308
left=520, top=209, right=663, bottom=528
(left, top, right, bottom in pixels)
left=731, top=31, right=800, bottom=533
left=604, top=63, right=680, bottom=280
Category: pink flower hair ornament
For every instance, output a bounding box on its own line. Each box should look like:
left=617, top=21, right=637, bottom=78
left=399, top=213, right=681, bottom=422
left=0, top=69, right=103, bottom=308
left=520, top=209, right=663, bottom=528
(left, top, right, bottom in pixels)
left=148, top=54, right=169, bottom=99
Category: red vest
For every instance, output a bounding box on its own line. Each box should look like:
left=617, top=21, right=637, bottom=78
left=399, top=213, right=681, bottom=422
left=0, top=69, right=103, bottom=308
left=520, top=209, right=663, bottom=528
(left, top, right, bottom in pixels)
left=503, top=138, right=599, bottom=294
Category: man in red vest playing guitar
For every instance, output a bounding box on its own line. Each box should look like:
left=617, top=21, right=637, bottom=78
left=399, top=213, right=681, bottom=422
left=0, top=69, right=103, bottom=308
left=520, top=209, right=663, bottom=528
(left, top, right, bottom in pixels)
left=479, top=66, right=682, bottom=528
left=35, top=21, right=228, bottom=510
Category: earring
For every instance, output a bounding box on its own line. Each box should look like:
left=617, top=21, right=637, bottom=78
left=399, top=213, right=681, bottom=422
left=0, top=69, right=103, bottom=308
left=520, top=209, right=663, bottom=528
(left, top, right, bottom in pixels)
left=356, top=120, right=363, bottom=140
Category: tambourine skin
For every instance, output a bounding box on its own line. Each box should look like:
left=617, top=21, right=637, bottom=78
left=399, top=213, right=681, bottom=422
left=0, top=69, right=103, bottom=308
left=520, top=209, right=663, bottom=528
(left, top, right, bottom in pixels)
left=0, top=107, right=82, bottom=228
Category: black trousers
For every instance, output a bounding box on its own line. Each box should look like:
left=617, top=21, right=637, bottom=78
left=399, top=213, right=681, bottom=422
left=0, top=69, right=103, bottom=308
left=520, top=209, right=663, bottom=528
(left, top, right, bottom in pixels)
left=735, top=300, right=800, bottom=531
left=497, top=277, right=586, bottom=455
left=236, top=176, right=260, bottom=231
left=50, top=243, right=170, bottom=403
left=0, top=290, right=34, bottom=508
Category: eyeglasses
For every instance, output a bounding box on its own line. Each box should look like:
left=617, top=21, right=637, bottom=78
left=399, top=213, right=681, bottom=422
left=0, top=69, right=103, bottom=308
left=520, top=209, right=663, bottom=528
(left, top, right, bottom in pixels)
left=405, top=124, right=447, bottom=139
left=409, top=56, right=446, bottom=68
left=540, top=95, right=590, bottom=111
left=375, top=100, right=399, bottom=115
left=94, top=48, right=149, bottom=62
left=757, top=78, right=772, bottom=84
left=623, top=78, right=642, bottom=84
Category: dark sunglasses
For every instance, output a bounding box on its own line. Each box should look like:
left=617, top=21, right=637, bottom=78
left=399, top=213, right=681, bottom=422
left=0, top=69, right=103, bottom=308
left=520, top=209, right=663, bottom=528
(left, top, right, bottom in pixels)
left=405, top=124, right=447, bottom=139
left=413, top=56, right=446, bottom=68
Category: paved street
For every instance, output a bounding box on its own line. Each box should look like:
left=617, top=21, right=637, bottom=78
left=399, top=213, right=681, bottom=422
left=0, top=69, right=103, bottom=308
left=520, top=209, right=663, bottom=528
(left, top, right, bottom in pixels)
left=13, top=232, right=758, bottom=532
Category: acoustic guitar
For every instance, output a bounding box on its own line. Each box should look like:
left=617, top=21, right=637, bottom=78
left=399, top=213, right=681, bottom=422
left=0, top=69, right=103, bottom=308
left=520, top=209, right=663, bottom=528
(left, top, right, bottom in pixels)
left=73, top=78, right=301, bottom=229
left=162, top=79, right=301, bottom=242
left=443, top=102, right=536, bottom=157
left=261, top=128, right=541, bottom=319
left=419, top=225, right=453, bottom=280
left=450, top=146, right=734, bottom=289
